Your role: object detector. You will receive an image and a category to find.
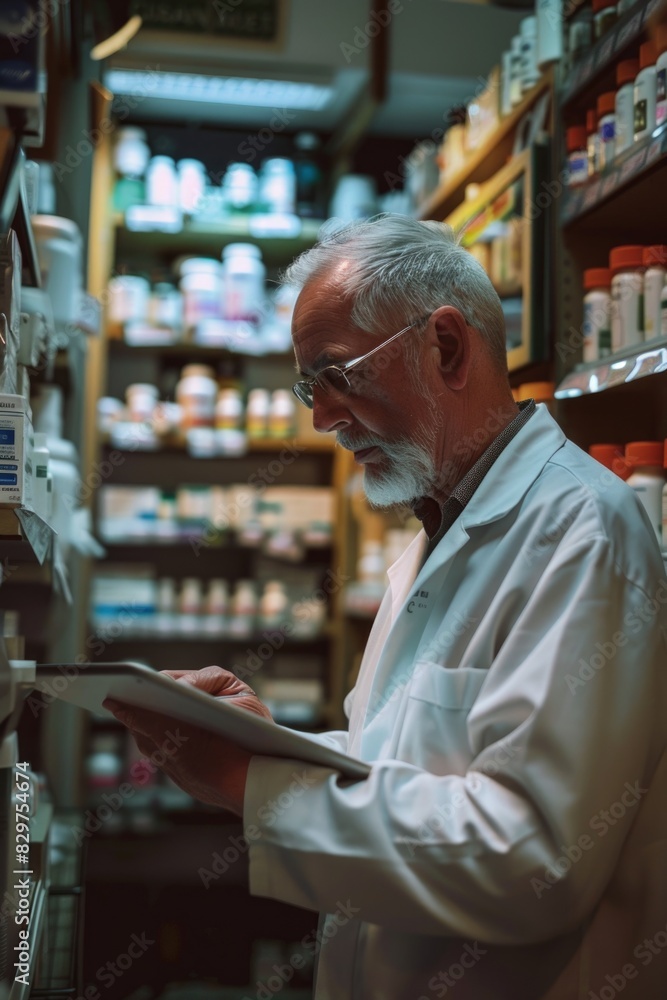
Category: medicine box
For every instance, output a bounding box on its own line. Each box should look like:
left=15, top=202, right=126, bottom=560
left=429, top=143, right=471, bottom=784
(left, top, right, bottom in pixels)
left=0, top=394, right=34, bottom=508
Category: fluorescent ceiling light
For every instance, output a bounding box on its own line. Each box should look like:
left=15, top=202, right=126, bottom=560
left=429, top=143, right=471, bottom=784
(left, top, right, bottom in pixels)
left=91, top=16, right=143, bottom=61
left=105, top=69, right=333, bottom=110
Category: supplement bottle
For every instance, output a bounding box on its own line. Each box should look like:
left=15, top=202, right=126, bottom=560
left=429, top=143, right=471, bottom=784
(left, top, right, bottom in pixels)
left=634, top=40, right=658, bottom=141
left=586, top=108, right=599, bottom=176
left=597, top=91, right=616, bottom=169
left=246, top=388, right=271, bottom=439
left=609, top=245, right=644, bottom=351
left=625, top=441, right=665, bottom=541
left=221, top=243, right=266, bottom=324
left=566, top=126, right=589, bottom=186
left=614, top=59, right=639, bottom=156
left=582, top=268, right=612, bottom=361
left=642, top=246, right=667, bottom=340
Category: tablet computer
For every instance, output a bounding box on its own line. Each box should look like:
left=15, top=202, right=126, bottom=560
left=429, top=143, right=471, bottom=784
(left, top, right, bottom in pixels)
left=33, top=661, right=371, bottom=782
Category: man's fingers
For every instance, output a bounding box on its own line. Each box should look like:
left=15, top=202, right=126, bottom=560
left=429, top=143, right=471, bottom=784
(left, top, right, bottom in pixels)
left=161, top=666, right=245, bottom=696
left=103, top=698, right=177, bottom=742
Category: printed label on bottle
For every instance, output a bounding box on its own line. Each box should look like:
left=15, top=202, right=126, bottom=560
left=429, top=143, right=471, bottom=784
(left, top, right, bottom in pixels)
left=657, top=69, right=667, bottom=125
left=600, top=121, right=615, bottom=141
left=634, top=99, right=647, bottom=135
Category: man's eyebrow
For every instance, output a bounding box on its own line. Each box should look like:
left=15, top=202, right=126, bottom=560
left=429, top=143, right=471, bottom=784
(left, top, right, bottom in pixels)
left=295, top=351, right=344, bottom=378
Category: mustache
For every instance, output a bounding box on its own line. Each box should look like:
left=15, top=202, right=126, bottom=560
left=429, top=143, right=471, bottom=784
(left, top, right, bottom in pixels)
left=337, top=434, right=382, bottom=452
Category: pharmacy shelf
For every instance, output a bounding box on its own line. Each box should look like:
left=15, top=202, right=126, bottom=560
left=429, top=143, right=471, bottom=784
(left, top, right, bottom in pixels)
left=99, top=534, right=332, bottom=552
left=95, top=628, right=331, bottom=644
left=417, top=71, right=553, bottom=222
left=101, top=435, right=335, bottom=455
left=113, top=213, right=325, bottom=266
left=560, top=0, right=660, bottom=110
left=554, top=335, right=667, bottom=397
left=560, top=122, right=667, bottom=228
left=0, top=508, right=54, bottom=565
left=106, top=340, right=293, bottom=362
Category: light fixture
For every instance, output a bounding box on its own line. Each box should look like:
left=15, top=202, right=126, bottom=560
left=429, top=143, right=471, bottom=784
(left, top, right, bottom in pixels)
left=91, top=15, right=142, bottom=60
left=104, top=69, right=334, bottom=111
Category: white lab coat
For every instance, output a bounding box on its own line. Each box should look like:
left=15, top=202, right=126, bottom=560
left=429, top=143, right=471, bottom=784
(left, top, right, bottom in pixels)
left=243, top=404, right=667, bottom=999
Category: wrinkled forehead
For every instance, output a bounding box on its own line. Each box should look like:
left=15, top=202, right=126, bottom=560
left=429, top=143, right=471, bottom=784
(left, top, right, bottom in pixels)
left=292, top=276, right=360, bottom=371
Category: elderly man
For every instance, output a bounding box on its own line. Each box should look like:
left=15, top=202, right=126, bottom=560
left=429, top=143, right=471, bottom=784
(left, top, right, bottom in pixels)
left=108, top=217, right=667, bottom=1000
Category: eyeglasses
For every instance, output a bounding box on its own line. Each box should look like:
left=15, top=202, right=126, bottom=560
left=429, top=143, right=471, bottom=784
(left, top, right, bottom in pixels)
left=292, top=320, right=422, bottom=409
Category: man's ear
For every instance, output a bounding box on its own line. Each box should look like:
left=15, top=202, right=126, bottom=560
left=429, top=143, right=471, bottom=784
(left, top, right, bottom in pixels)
left=431, top=306, right=471, bottom=390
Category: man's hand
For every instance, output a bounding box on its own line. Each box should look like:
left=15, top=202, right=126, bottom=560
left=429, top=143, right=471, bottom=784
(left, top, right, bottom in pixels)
left=103, top=666, right=273, bottom=815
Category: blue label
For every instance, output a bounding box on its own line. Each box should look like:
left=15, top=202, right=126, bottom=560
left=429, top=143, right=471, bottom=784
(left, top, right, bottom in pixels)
left=0, top=474, right=18, bottom=485
left=0, top=429, right=16, bottom=445
left=0, top=464, right=18, bottom=471
left=600, top=121, right=615, bottom=141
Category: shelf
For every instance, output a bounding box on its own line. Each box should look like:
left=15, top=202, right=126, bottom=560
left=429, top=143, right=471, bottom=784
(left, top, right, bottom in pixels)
left=561, top=0, right=660, bottom=109
left=92, top=626, right=331, bottom=644
left=417, top=71, right=553, bottom=222
left=554, top=336, right=667, bottom=397
left=561, top=122, right=667, bottom=227
left=0, top=508, right=53, bottom=565
left=99, top=532, right=332, bottom=552
left=113, top=213, right=325, bottom=265
left=102, top=435, right=335, bottom=455
left=106, top=340, right=293, bottom=362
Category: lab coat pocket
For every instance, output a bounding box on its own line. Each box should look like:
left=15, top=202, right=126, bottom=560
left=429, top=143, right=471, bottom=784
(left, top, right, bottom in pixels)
left=395, top=660, right=488, bottom=775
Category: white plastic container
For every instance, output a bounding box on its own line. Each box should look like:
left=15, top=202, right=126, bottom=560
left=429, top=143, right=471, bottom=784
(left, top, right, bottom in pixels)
left=610, top=245, right=644, bottom=351
left=566, top=127, right=588, bottom=186
left=215, top=388, right=244, bottom=430
left=176, top=364, right=218, bottom=429
left=221, top=243, right=266, bottom=323
left=268, top=389, right=295, bottom=439
left=519, top=16, right=539, bottom=92
left=656, top=24, right=667, bottom=127
left=246, top=388, right=270, bottom=439
left=146, top=156, right=179, bottom=208
left=258, top=158, right=296, bottom=214
left=626, top=441, right=665, bottom=541
left=224, top=163, right=258, bottom=211
left=643, top=246, right=667, bottom=341
left=107, top=274, right=150, bottom=337
left=582, top=268, right=612, bottom=362
left=32, top=432, right=50, bottom=522
left=177, top=159, right=206, bottom=215
left=634, top=41, right=658, bottom=142
left=229, top=580, right=257, bottom=637
left=148, top=283, right=183, bottom=332
left=614, top=59, right=639, bottom=157
left=126, top=383, right=159, bottom=423
left=536, top=0, right=563, bottom=70
left=179, top=258, right=222, bottom=330
left=597, top=91, right=616, bottom=169
left=114, top=128, right=150, bottom=178
left=31, top=215, right=83, bottom=334
left=259, top=580, right=289, bottom=629
left=586, top=109, right=599, bottom=177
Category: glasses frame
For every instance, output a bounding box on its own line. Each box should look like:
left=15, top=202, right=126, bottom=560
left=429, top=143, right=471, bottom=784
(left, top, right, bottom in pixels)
left=292, top=318, right=426, bottom=409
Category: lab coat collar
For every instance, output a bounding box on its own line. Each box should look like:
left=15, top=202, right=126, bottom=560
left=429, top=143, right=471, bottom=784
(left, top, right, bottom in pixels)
left=387, top=405, right=566, bottom=603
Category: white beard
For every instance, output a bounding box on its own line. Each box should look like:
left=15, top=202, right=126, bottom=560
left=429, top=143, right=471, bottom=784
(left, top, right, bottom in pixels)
left=362, top=436, right=438, bottom=507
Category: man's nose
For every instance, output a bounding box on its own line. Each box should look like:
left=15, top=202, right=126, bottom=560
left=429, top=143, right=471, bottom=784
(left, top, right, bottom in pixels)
left=311, top=391, right=352, bottom=434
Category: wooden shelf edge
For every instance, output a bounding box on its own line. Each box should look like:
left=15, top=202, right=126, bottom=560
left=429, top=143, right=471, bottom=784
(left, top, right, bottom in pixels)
left=417, top=70, right=553, bottom=221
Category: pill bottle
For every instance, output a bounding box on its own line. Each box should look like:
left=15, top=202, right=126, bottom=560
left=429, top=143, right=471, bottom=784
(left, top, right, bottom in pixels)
left=566, top=127, right=589, bottom=186
left=126, top=383, right=159, bottom=423
left=597, top=91, right=616, bottom=169
left=246, top=388, right=271, bottom=439
left=149, top=282, right=183, bottom=333
left=609, top=245, right=644, bottom=351
left=656, top=24, right=667, bottom=127
left=146, top=156, right=179, bottom=208
left=586, top=108, right=599, bottom=176
left=176, top=364, right=218, bottom=429
left=258, top=159, right=297, bottom=215
left=229, top=580, right=257, bottom=637
left=625, top=441, right=665, bottom=541
left=519, top=16, right=539, bottom=92
left=179, top=258, right=222, bottom=331
left=634, top=40, right=658, bottom=141
left=177, top=159, right=206, bottom=215
left=215, top=388, right=244, bottom=431
left=268, top=389, right=296, bottom=439
left=259, top=581, right=289, bottom=629
left=592, top=0, right=616, bottom=41
left=642, top=246, right=667, bottom=341
left=567, top=5, right=592, bottom=69
left=221, top=243, right=266, bottom=324
left=615, top=59, right=639, bottom=156
left=582, top=268, right=612, bottom=362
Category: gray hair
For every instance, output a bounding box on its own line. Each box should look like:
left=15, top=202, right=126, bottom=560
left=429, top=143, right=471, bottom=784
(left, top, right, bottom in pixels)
left=282, top=215, right=508, bottom=371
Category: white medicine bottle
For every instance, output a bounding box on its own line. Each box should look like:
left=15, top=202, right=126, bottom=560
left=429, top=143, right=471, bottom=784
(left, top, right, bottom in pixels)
left=625, top=441, right=665, bottom=542
left=634, top=41, right=658, bottom=141
left=642, top=245, right=667, bottom=340
left=582, top=267, right=612, bottom=362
